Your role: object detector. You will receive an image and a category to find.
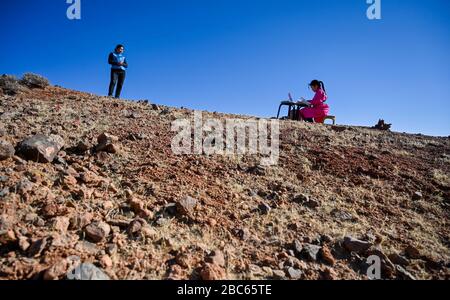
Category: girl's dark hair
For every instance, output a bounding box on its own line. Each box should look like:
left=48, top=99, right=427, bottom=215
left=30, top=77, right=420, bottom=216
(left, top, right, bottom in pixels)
left=115, top=44, right=124, bottom=50
left=309, top=79, right=326, bottom=94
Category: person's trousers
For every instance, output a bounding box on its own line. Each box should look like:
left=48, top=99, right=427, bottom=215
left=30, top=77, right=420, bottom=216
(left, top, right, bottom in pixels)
left=108, top=69, right=126, bottom=98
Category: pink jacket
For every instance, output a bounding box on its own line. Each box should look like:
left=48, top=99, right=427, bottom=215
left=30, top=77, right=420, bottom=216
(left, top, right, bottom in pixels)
left=301, top=88, right=329, bottom=119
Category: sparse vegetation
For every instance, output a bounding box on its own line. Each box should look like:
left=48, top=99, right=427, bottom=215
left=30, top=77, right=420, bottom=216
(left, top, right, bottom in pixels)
left=20, top=73, right=50, bottom=89
left=0, top=74, right=21, bottom=95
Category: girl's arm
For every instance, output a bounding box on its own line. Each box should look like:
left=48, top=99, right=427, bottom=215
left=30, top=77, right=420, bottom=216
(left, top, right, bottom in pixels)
left=309, top=90, right=326, bottom=106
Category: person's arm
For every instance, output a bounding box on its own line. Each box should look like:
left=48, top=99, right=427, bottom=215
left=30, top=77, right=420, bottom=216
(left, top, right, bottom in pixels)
left=108, top=53, right=120, bottom=66
left=309, top=90, right=326, bottom=106
left=122, top=58, right=128, bottom=68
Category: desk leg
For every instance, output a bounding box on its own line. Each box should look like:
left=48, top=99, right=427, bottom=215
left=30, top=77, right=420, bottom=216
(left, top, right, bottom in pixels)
left=277, top=104, right=283, bottom=119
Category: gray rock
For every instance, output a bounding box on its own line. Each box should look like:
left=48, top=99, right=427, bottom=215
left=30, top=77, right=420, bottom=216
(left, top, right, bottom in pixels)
left=0, top=140, right=15, bottom=161
left=0, top=188, right=9, bottom=198
left=75, top=241, right=100, bottom=255
left=18, top=134, right=64, bottom=163
left=48, top=134, right=65, bottom=150
left=292, top=239, right=303, bottom=255
left=16, top=178, right=34, bottom=195
left=286, top=267, right=302, bottom=280
left=343, top=236, right=372, bottom=253
left=272, top=269, right=286, bottom=280
left=106, top=243, right=118, bottom=256
left=302, top=243, right=322, bottom=261
left=66, top=263, right=110, bottom=280
left=176, top=196, right=198, bottom=216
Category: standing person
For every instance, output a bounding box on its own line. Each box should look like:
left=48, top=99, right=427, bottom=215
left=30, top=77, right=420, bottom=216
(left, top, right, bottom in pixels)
left=108, top=44, right=128, bottom=98
left=299, top=80, right=330, bottom=123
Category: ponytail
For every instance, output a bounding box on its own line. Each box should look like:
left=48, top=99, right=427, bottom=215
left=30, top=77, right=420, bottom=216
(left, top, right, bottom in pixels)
left=319, top=81, right=326, bottom=94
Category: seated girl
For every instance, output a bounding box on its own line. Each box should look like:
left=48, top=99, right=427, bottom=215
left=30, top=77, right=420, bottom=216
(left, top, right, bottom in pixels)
left=299, top=80, right=330, bottom=123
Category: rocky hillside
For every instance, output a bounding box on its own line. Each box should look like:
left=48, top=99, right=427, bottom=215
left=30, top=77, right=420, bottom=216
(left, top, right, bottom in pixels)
left=0, top=77, right=449, bottom=280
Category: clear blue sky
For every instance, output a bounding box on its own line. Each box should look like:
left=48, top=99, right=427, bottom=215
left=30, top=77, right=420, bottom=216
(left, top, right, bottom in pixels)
left=2, top=0, right=449, bottom=136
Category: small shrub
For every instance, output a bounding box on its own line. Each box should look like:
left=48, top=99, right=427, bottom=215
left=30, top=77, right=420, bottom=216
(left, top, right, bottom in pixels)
left=20, top=73, right=50, bottom=89
left=0, top=74, right=21, bottom=95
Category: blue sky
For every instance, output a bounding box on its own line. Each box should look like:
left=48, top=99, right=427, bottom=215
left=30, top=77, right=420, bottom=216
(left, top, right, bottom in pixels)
left=2, top=0, right=449, bottom=136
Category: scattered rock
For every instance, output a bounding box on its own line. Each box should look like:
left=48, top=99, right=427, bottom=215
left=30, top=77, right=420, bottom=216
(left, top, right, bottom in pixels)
left=0, top=139, right=15, bottom=160
left=232, top=227, right=250, bottom=241
left=205, top=250, right=225, bottom=267
left=258, top=202, right=271, bottom=215
left=75, top=241, right=99, bottom=255
left=106, top=244, right=118, bottom=256
left=286, top=267, right=302, bottom=280
left=16, top=178, right=34, bottom=195
left=331, top=209, right=355, bottom=222
left=176, top=196, right=198, bottom=216
left=200, top=263, right=226, bottom=280
left=127, top=218, right=147, bottom=235
left=320, top=234, right=333, bottom=244
left=0, top=187, right=9, bottom=198
left=66, top=263, right=110, bottom=280
left=43, top=259, right=68, bottom=280
left=100, top=255, right=113, bottom=268
left=248, top=264, right=264, bottom=277
left=17, top=134, right=64, bottom=163
left=0, top=229, right=16, bottom=244
left=75, top=141, right=90, bottom=153
left=320, top=246, right=336, bottom=266
left=96, top=133, right=119, bottom=154
left=53, top=216, right=70, bottom=233
left=28, top=237, right=49, bottom=257
left=293, top=194, right=320, bottom=208
left=272, top=269, right=287, bottom=280
left=69, top=213, right=93, bottom=230
left=80, top=171, right=103, bottom=185
left=321, top=267, right=338, bottom=280
left=301, top=243, right=322, bottom=261
left=18, top=237, right=30, bottom=251
left=84, top=222, right=111, bottom=243
left=128, top=197, right=152, bottom=218
left=292, top=239, right=303, bottom=255
left=412, top=191, right=423, bottom=201
left=41, top=202, right=67, bottom=218
left=343, top=236, right=372, bottom=254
